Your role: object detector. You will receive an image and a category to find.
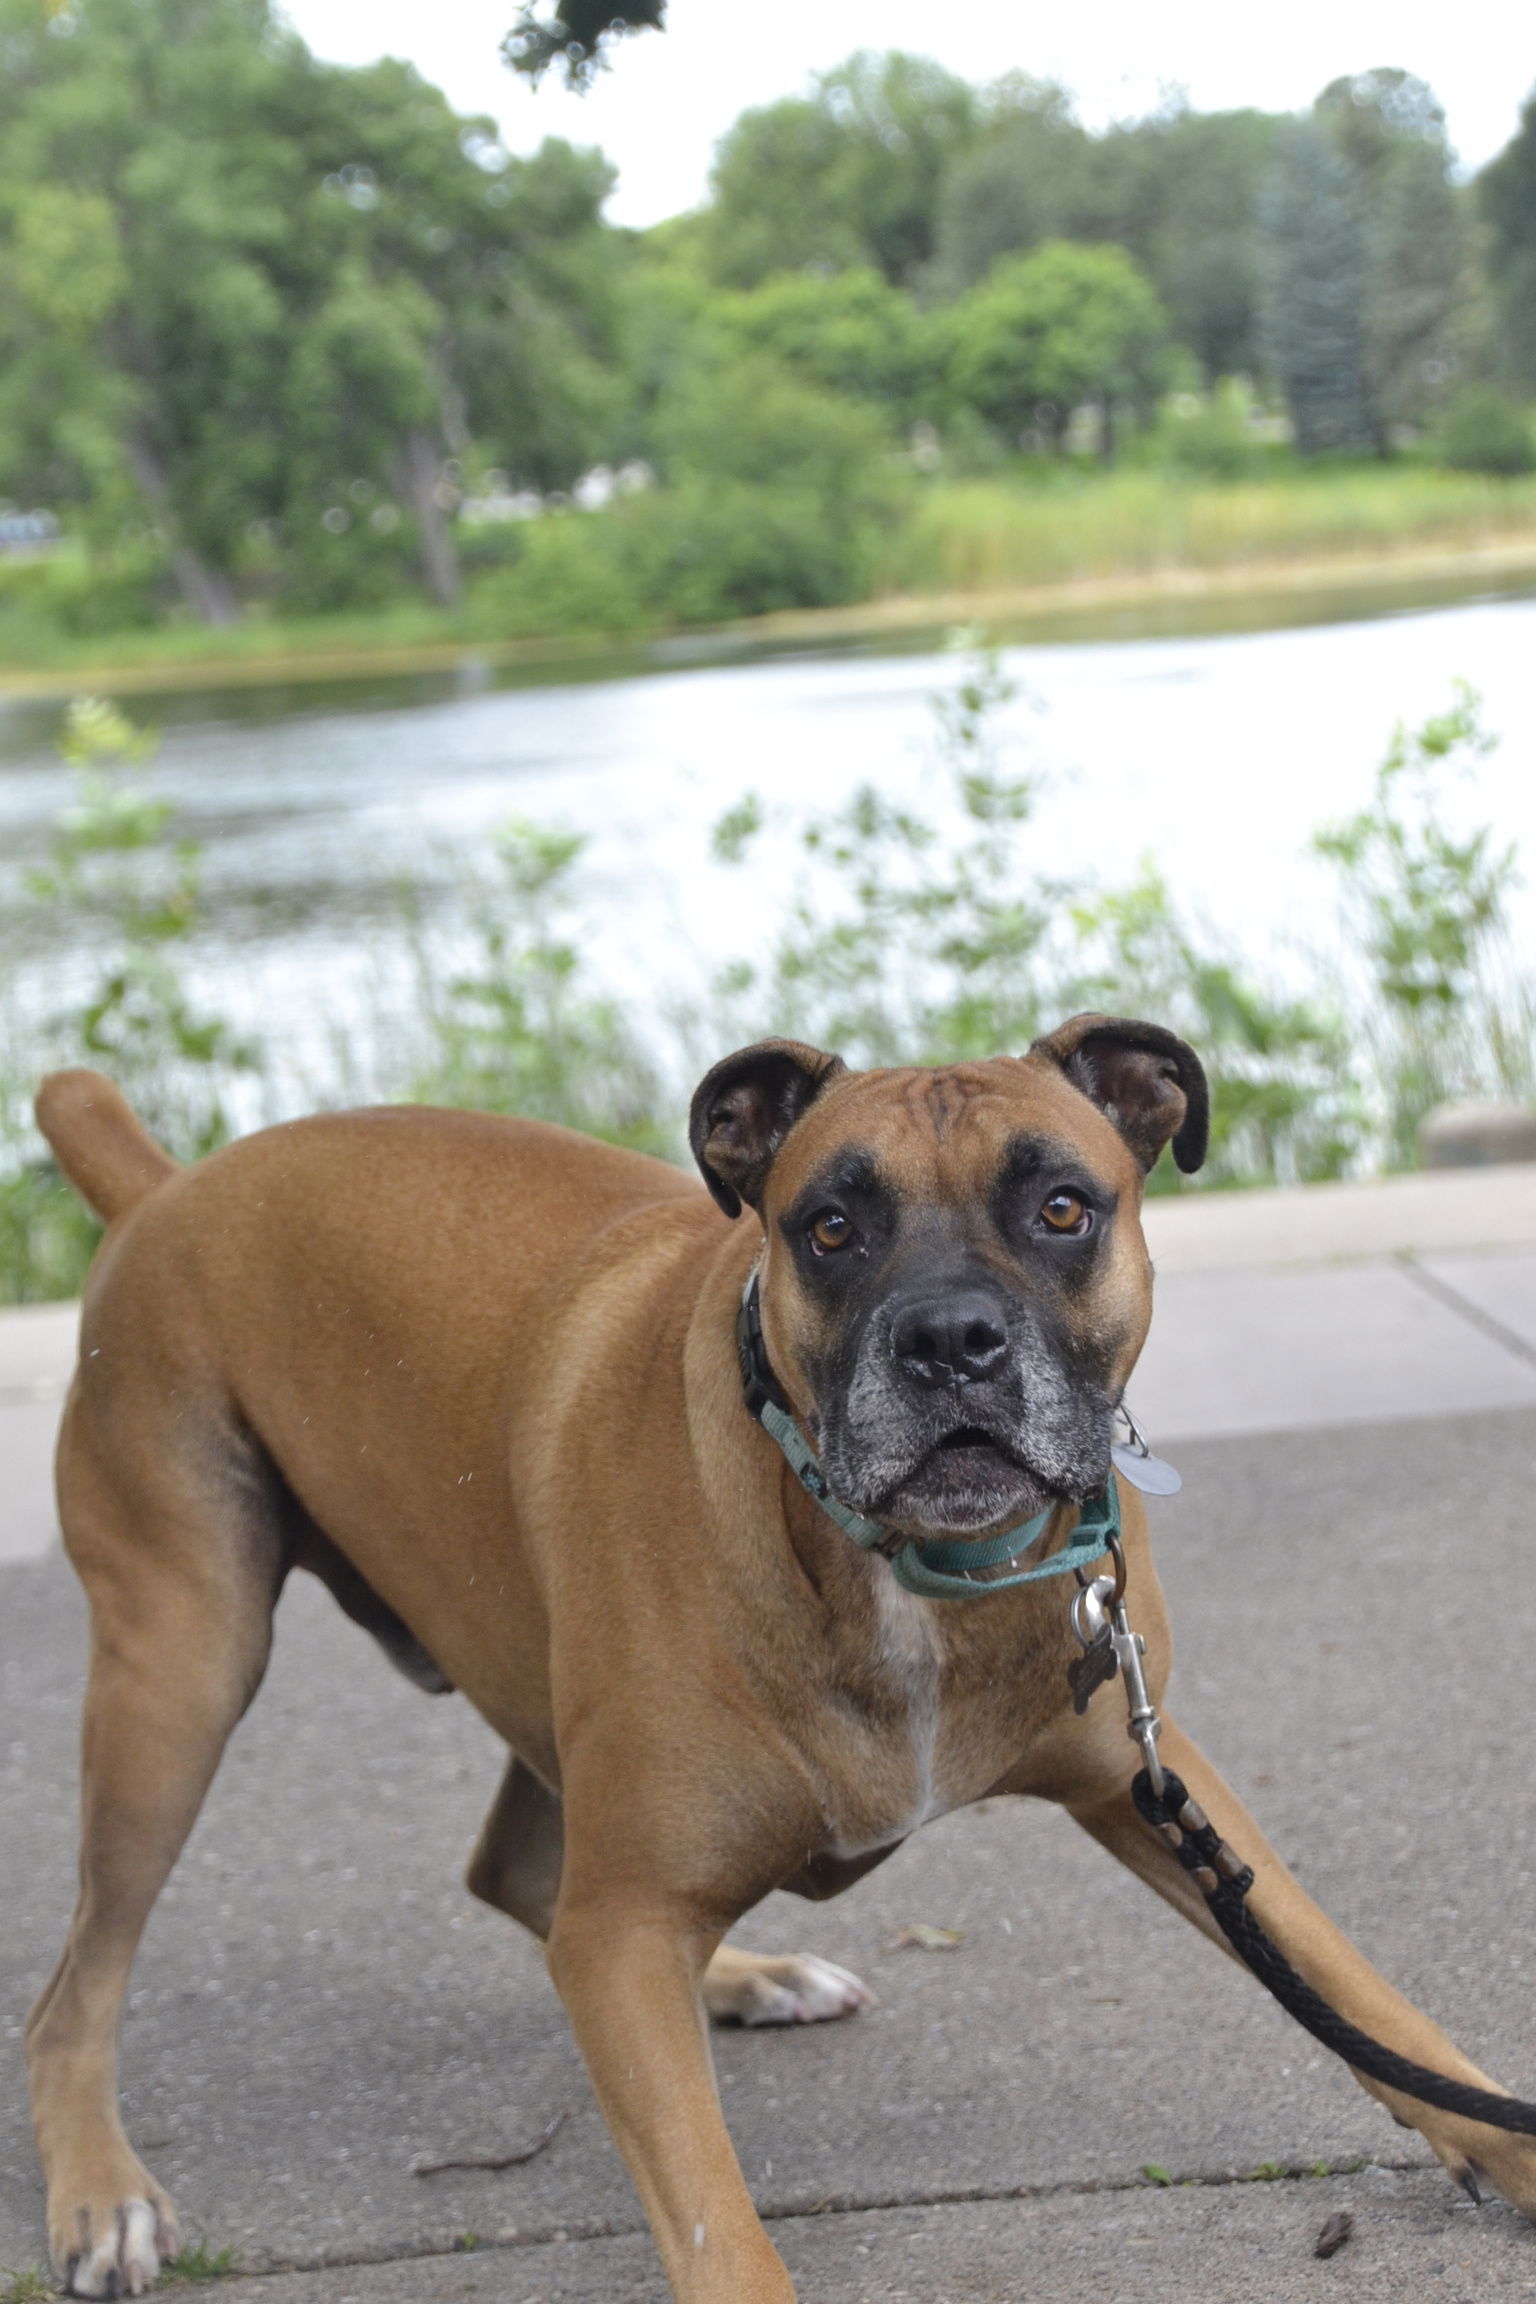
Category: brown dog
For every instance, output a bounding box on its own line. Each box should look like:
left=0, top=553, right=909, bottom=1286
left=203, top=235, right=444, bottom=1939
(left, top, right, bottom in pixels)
left=25, top=1016, right=1536, bottom=2301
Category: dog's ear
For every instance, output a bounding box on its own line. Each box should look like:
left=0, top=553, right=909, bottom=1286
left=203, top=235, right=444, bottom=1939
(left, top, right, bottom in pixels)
left=1030, top=1013, right=1209, bottom=1175
left=689, top=1040, right=849, bottom=1218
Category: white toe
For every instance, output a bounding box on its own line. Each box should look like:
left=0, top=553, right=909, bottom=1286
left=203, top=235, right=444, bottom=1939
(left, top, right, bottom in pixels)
left=785, top=1955, right=874, bottom=2021
left=69, top=2198, right=163, bottom=2297
left=735, top=1955, right=873, bottom=2027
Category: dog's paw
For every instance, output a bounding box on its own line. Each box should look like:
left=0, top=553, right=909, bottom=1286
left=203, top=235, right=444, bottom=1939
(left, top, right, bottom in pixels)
left=1413, top=2108, right=1536, bottom=2222
left=705, top=1948, right=874, bottom=2028
left=57, top=2191, right=178, bottom=2297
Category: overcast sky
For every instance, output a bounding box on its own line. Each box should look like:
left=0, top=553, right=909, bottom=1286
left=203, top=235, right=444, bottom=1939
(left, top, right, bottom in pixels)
left=279, top=0, right=1535, bottom=224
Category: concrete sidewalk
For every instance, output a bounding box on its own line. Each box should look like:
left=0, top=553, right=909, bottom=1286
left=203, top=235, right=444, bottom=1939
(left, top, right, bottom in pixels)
left=6, top=1168, right=1536, bottom=2300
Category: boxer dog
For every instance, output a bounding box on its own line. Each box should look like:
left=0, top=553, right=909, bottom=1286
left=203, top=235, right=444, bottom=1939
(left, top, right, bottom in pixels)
left=25, top=1017, right=1536, bottom=2299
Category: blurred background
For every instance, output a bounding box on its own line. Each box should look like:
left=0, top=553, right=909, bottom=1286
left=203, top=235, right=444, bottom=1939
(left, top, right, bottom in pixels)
left=3, top=0, right=1536, bottom=1302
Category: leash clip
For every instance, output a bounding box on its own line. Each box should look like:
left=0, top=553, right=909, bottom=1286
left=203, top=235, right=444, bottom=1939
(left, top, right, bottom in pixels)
left=1103, top=1533, right=1165, bottom=1798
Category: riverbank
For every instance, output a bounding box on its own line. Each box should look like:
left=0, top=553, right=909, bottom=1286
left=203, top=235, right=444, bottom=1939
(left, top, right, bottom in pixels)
left=4, top=482, right=1536, bottom=704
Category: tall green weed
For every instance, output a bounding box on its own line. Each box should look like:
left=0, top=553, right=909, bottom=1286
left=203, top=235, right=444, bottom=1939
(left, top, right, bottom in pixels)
left=0, top=699, right=257, bottom=1298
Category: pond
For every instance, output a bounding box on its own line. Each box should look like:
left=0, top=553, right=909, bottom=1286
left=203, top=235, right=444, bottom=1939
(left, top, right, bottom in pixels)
left=2, top=574, right=1534, bottom=1108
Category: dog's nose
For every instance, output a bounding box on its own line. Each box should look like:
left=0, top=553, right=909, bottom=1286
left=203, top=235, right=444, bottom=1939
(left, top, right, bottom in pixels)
left=891, top=1294, right=1009, bottom=1386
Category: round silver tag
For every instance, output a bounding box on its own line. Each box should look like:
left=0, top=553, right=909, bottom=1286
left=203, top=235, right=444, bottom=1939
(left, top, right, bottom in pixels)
left=1111, top=1442, right=1183, bottom=1497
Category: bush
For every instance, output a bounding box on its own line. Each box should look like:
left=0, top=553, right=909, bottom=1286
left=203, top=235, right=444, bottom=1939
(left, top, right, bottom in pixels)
left=1431, top=386, right=1535, bottom=477
left=275, top=508, right=425, bottom=616
left=621, top=479, right=884, bottom=620
left=1145, top=381, right=1272, bottom=482
left=470, top=511, right=653, bottom=638
left=0, top=540, right=166, bottom=644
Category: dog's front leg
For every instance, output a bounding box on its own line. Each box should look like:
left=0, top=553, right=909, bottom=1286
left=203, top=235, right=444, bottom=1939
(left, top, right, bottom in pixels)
left=546, top=1886, right=795, bottom=2303
left=1068, top=1715, right=1536, bottom=2215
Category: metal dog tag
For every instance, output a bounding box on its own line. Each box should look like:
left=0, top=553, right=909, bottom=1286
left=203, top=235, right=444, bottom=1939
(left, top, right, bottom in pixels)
left=1112, top=1404, right=1182, bottom=1496
left=1068, top=1574, right=1119, bottom=1713
left=1111, top=1442, right=1182, bottom=1496
left=1068, top=1627, right=1118, bottom=1714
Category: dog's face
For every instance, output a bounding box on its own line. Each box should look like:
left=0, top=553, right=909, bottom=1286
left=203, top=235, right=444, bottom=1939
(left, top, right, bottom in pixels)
left=691, top=1016, right=1208, bottom=1538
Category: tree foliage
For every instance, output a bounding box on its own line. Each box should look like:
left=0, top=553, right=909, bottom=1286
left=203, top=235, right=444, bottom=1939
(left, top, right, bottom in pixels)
left=1259, top=121, right=1375, bottom=453
left=945, top=243, right=1170, bottom=451
left=1260, top=70, right=1467, bottom=454
left=503, top=0, right=664, bottom=91
left=0, top=0, right=627, bottom=618
left=704, top=52, right=977, bottom=289
left=1479, top=89, right=1536, bottom=389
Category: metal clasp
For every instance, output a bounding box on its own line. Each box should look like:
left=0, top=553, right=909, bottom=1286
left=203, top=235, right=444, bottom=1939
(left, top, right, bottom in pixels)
left=1105, top=1532, right=1165, bottom=1798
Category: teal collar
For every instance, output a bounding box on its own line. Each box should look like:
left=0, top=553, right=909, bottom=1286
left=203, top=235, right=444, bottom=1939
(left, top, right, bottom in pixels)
left=737, top=1272, right=1119, bottom=1600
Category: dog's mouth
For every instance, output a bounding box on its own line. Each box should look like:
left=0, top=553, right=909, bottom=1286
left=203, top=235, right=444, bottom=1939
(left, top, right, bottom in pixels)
left=872, top=1422, right=1060, bottom=1535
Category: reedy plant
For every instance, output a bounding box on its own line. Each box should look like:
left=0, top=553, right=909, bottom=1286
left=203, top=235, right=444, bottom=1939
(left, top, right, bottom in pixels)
left=0, top=698, right=256, bottom=1300
left=1315, top=683, right=1536, bottom=1166
left=710, top=640, right=1058, bottom=1065
left=406, top=818, right=670, bottom=1155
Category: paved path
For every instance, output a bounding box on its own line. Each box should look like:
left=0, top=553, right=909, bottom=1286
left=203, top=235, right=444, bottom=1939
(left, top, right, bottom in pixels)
left=5, top=1167, right=1536, bottom=2299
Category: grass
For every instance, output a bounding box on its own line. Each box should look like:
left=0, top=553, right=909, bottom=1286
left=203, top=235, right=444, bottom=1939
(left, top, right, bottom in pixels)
left=0, top=2243, right=234, bottom=2297
left=0, top=2271, right=54, bottom=2303
left=896, top=466, right=1536, bottom=595
left=161, top=2241, right=237, bottom=2281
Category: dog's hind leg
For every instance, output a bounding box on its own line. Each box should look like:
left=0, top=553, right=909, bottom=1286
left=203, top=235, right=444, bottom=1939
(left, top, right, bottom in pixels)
left=466, top=1756, right=566, bottom=1937
left=467, top=1761, right=870, bottom=2025
left=27, top=1393, right=285, bottom=2299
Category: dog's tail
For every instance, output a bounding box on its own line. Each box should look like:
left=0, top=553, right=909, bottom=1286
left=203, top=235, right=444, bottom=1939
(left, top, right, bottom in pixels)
left=35, top=1069, right=178, bottom=1223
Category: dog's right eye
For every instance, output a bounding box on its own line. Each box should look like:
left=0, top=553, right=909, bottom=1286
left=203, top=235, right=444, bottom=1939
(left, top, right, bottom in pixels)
left=808, top=1210, right=854, bottom=1255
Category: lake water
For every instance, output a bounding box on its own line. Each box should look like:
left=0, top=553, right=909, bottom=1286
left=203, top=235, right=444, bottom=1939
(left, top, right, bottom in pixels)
left=2, top=577, right=1534, bottom=1107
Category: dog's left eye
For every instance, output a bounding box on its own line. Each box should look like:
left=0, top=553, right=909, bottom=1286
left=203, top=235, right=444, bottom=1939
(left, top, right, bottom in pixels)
left=1039, top=1190, right=1090, bottom=1235
left=808, top=1210, right=854, bottom=1255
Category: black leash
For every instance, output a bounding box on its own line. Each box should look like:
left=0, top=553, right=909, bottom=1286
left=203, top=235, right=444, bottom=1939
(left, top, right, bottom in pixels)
left=1132, top=1765, right=1536, bottom=2138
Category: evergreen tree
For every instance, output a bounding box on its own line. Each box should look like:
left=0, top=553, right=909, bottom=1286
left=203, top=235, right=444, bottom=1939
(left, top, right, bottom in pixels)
left=1317, top=70, right=1466, bottom=433
left=1259, top=121, right=1374, bottom=453
left=1478, top=89, right=1536, bottom=389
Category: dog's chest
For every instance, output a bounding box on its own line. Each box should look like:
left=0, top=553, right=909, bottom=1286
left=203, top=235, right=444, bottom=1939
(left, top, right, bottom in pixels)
left=815, top=1574, right=1022, bottom=1861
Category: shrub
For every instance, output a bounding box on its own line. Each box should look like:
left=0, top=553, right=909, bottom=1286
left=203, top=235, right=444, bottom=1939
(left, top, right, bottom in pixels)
left=1315, top=682, right=1536, bottom=1164
left=403, top=819, right=670, bottom=1154
left=1146, top=381, right=1272, bottom=482
left=0, top=697, right=258, bottom=1303
left=0, top=540, right=166, bottom=643
left=470, top=512, right=653, bottom=639
left=1431, top=386, right=1535, bottom=477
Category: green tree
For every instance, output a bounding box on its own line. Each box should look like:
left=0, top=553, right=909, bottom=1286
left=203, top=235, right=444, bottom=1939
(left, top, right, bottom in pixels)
left=923, top=78, right=1090, bottom=298
left=1316, top=70, right=1466, bottom=435
left=924, top=89, right=1283, bottom=383
left=0, top=0, right=628, bottom=620
left=1478, top=89, right=1536, bottom=389
left=1259, top=120, right=1374, bottom=453
left=944, top=242, right=1170, bottom=456
left=708, top=267, right=937, bottom=424
left=1090, top=107, right=1285, bottom=384
left=1261, top=73, right=1466, bottom=454
left=704, top=52, right=978, bottom=289
left=504, top=0, right=664, bottom=89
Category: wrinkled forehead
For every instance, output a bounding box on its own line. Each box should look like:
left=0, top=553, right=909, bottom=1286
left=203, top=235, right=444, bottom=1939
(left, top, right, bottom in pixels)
left=764, top=1056, right=1143, bottom=1212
